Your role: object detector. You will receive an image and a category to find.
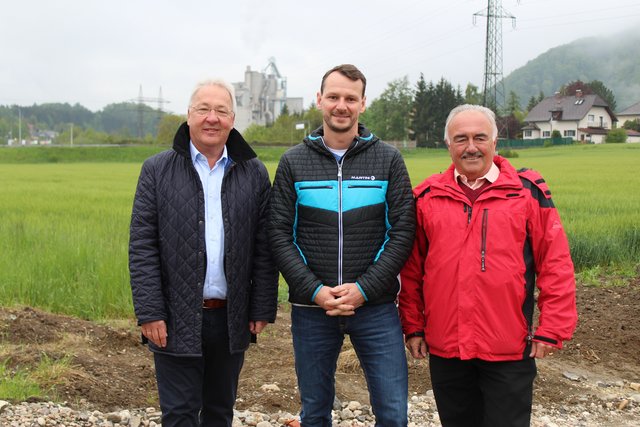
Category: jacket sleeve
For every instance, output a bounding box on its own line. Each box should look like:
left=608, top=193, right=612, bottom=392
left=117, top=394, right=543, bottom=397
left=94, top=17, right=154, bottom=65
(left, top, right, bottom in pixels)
left=129, top=158, right=167, bottom=326
left=268, top=154, right=323, bottom=303
left=398, top=191, right=428, bottom=335
left=249, top=162, right=280, bottom=322
left=355, top=150, right=416, bottom=301
left=524, top=174, right=577, bottom=348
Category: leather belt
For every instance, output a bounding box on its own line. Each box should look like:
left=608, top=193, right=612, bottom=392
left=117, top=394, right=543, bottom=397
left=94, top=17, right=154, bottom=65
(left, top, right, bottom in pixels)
left=203, top=298, right=227, bottom=309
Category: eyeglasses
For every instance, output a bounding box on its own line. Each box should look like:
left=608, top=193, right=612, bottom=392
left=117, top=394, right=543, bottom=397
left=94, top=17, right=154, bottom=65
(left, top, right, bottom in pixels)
left=190, top=106, right=234, bottom=119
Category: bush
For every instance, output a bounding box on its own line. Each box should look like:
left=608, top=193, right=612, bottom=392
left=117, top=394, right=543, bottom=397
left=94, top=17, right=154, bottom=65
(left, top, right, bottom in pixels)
left=543, top=139, right=554, bottom=148
left=499, top=149, right=519, bottom=158
left=622, top=119, right=640, bottom=132
left=606, top=128, right=628, bottom=144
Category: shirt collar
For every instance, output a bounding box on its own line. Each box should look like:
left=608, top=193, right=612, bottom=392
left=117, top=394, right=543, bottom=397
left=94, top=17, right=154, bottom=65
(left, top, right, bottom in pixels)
left=190, top=142, right=228, bottom=169
left=455, top=161, right=500, bottom=190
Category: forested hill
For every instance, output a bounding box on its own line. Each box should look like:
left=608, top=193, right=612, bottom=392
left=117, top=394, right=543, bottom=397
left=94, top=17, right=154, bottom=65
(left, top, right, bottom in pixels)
left=504, top=27, right=640, bottom=112
left=0, top=102, right=164, bottom=139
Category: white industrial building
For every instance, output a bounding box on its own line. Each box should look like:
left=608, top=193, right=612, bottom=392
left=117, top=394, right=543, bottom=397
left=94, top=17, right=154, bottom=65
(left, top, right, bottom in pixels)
left=233, top=58, right=304, bottom=132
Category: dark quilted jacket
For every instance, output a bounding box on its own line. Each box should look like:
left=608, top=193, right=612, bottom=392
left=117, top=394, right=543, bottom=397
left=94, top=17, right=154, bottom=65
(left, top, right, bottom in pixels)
left=129, top=122, right=278, bottom=355
left=268, top=124, right=415, bottom=305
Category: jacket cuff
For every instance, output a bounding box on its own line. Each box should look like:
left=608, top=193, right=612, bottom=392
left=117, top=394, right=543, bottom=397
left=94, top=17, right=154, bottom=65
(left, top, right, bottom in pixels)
left=355, top=281, right=368, bottom=302
left=532, top=334, right=562, bottom=349
left=404, top=331, right=425, bottom=342
left=311, top=284, right=323, bottom=303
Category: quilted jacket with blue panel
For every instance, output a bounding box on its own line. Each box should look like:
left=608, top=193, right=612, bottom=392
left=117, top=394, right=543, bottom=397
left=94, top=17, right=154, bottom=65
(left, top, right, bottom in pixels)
left=268, top=124, right=415, bottom=305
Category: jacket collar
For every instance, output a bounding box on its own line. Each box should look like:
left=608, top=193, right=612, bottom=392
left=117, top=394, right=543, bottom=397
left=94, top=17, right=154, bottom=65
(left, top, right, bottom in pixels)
left=415, top=155, right=522, bottom=198
left=172, top=122, right=257, bottom=163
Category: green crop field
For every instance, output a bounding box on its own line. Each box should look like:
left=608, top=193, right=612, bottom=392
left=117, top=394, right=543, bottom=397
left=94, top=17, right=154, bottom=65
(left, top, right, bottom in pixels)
left=0, top=143, right=638, bottom=320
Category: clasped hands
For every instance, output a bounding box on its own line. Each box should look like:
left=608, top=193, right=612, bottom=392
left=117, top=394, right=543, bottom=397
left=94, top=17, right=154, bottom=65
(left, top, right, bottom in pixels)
left=314, top=282, right=365, bottom=316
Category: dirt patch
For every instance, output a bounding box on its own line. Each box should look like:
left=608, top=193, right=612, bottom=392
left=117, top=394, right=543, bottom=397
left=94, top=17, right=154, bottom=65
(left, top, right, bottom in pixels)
left=1, top=279, right=639, bottom=416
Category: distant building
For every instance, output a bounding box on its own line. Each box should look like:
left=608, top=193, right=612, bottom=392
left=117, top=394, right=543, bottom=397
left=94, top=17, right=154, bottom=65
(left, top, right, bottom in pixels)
left=232, top=58, right=303, bottom=132
left=523, top=90, right=617, bottom=144
left=617, top=101, right=640, bottom=126
left=626, top=129, right=640, bottom=143
left=34, top=130, right=58, bottom=145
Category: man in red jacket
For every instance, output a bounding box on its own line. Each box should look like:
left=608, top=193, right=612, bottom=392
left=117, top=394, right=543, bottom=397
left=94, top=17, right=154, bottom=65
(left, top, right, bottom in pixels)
left=398, top=104, right=577, bottom=427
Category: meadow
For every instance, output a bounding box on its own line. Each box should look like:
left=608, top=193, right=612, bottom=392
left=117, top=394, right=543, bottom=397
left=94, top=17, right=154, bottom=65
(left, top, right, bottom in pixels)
left=0, top=143, right=638, bottom=320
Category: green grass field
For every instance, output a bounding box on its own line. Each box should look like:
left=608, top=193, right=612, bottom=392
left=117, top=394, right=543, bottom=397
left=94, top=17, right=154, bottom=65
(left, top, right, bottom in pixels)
left=0, top=143, right=638, bottom=320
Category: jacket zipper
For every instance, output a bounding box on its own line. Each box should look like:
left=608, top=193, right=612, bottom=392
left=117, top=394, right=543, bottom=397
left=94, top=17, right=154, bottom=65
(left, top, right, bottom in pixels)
left=317, top=135, right=358, bottom=286
left=465, top=204, right=473, bottom=224
left=481, top=209, right=488, bottom=272
left=348, top=184, right=382, bottom=189
left=299, top=185, right=333, bottom=190
left=337, top=161, right=343, bottom=286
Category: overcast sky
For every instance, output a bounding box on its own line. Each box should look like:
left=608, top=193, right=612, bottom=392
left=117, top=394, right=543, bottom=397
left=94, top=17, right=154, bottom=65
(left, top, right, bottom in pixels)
left=2, top=0, right=639, bottom=114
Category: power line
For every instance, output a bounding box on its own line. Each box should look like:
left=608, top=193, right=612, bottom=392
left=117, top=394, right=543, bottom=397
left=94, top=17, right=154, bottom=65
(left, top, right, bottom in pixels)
left=474, top=0, right=516, bottom=117
left=127, top=85, right=170, bottom=138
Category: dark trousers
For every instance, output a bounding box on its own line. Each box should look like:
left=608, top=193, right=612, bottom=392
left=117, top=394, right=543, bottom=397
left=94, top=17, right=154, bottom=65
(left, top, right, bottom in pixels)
left=429, top=354, right=537, bottom=427
left=153, top=308, right=245, bottom=427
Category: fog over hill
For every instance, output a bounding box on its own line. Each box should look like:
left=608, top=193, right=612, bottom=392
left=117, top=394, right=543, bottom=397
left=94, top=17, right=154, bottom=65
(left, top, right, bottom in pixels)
left=504, top=27, right=640, bottom=112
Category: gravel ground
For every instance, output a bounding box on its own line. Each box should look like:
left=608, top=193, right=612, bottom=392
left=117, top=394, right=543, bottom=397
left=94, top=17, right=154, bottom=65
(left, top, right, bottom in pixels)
left=2, top=388, right=640, bottom=427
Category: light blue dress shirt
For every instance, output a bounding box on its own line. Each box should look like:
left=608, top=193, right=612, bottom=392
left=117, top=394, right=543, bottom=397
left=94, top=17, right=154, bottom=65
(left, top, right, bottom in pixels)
left=190, top=142, right=229, bottom=299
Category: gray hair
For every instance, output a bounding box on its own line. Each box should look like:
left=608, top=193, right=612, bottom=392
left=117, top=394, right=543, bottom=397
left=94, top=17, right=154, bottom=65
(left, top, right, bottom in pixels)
left=443, top=104, right=498, bottom=144
left=189, top=78, right=237, bottom=113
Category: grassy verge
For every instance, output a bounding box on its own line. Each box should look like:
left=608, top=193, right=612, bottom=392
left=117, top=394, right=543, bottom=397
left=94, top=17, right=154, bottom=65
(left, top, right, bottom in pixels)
left=0, top=354, right=71, bottom=402
left=0, top=143, right=638, bottom=321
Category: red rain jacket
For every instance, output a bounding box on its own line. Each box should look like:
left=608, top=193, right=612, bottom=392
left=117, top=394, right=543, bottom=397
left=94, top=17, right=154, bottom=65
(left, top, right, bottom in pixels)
left=399, top=156, right=577, bottom=361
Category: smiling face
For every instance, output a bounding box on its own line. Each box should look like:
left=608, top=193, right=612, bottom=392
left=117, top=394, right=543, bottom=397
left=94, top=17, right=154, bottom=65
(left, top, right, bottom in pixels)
left=446, top=110, right=497, bottom=182
left=316, top=71, right=366, bottom=137
left=187, top=84, right=235, bottom=159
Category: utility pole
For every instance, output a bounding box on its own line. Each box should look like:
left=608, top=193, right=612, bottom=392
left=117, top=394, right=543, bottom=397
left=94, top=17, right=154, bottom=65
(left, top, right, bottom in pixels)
left=473, top=0, right=516, bottom=118
left=129, top=86, right=170, bottom=139
left=18, top=107, right=22, bottom=144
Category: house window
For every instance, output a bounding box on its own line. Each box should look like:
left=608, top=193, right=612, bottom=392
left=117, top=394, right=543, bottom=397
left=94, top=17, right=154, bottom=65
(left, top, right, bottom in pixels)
left=588, top=114, right=594, bottom=121
left=564, top=130, right=576, bottom=137
left=542, top=131, right=551, bottom=137
left=524, top=130, right=532, bottom=137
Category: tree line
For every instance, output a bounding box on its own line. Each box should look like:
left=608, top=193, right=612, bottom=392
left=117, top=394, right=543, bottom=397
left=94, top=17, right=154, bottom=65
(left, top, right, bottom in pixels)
left=0, top=102, right=166, bottom=145
left=2, top=77, right=625, bottom=147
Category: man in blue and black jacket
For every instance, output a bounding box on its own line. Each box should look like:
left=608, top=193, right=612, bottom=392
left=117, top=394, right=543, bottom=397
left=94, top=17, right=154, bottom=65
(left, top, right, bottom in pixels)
left=269, top=64, right=415, bottom=427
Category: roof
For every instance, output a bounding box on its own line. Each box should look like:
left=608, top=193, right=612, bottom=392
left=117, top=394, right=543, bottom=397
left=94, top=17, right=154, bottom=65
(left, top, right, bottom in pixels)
left=617, top=101, right=640, bottom=116
left=578, top=127, right=609, bottom=135
left=626, top=129, right=640, bottom=137
left=525, top=94, right=617, bottom=123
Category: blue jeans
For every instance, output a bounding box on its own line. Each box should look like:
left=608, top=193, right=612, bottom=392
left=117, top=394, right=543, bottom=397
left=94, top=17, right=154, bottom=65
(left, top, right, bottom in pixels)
left=291, top=302, right=408, bottom=427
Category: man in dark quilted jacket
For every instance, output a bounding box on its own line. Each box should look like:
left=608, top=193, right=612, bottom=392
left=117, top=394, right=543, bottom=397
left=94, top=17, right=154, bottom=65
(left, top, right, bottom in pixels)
left=129, top=79, right=278, bottom=427
left=269, top=64, right=416, bottom=427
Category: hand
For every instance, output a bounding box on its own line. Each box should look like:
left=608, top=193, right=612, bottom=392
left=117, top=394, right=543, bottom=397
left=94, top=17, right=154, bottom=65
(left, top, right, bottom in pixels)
left=530, top=341, right=557, bottom=359
left=250, top=320, right=268, bottom=334
left=325, top=283, right=365, bottom=316
left=314, top=286, right=354, bottom=315
left=141, top=320, right=167, bottom=348
left=406, top=336, right=428, bottom=359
